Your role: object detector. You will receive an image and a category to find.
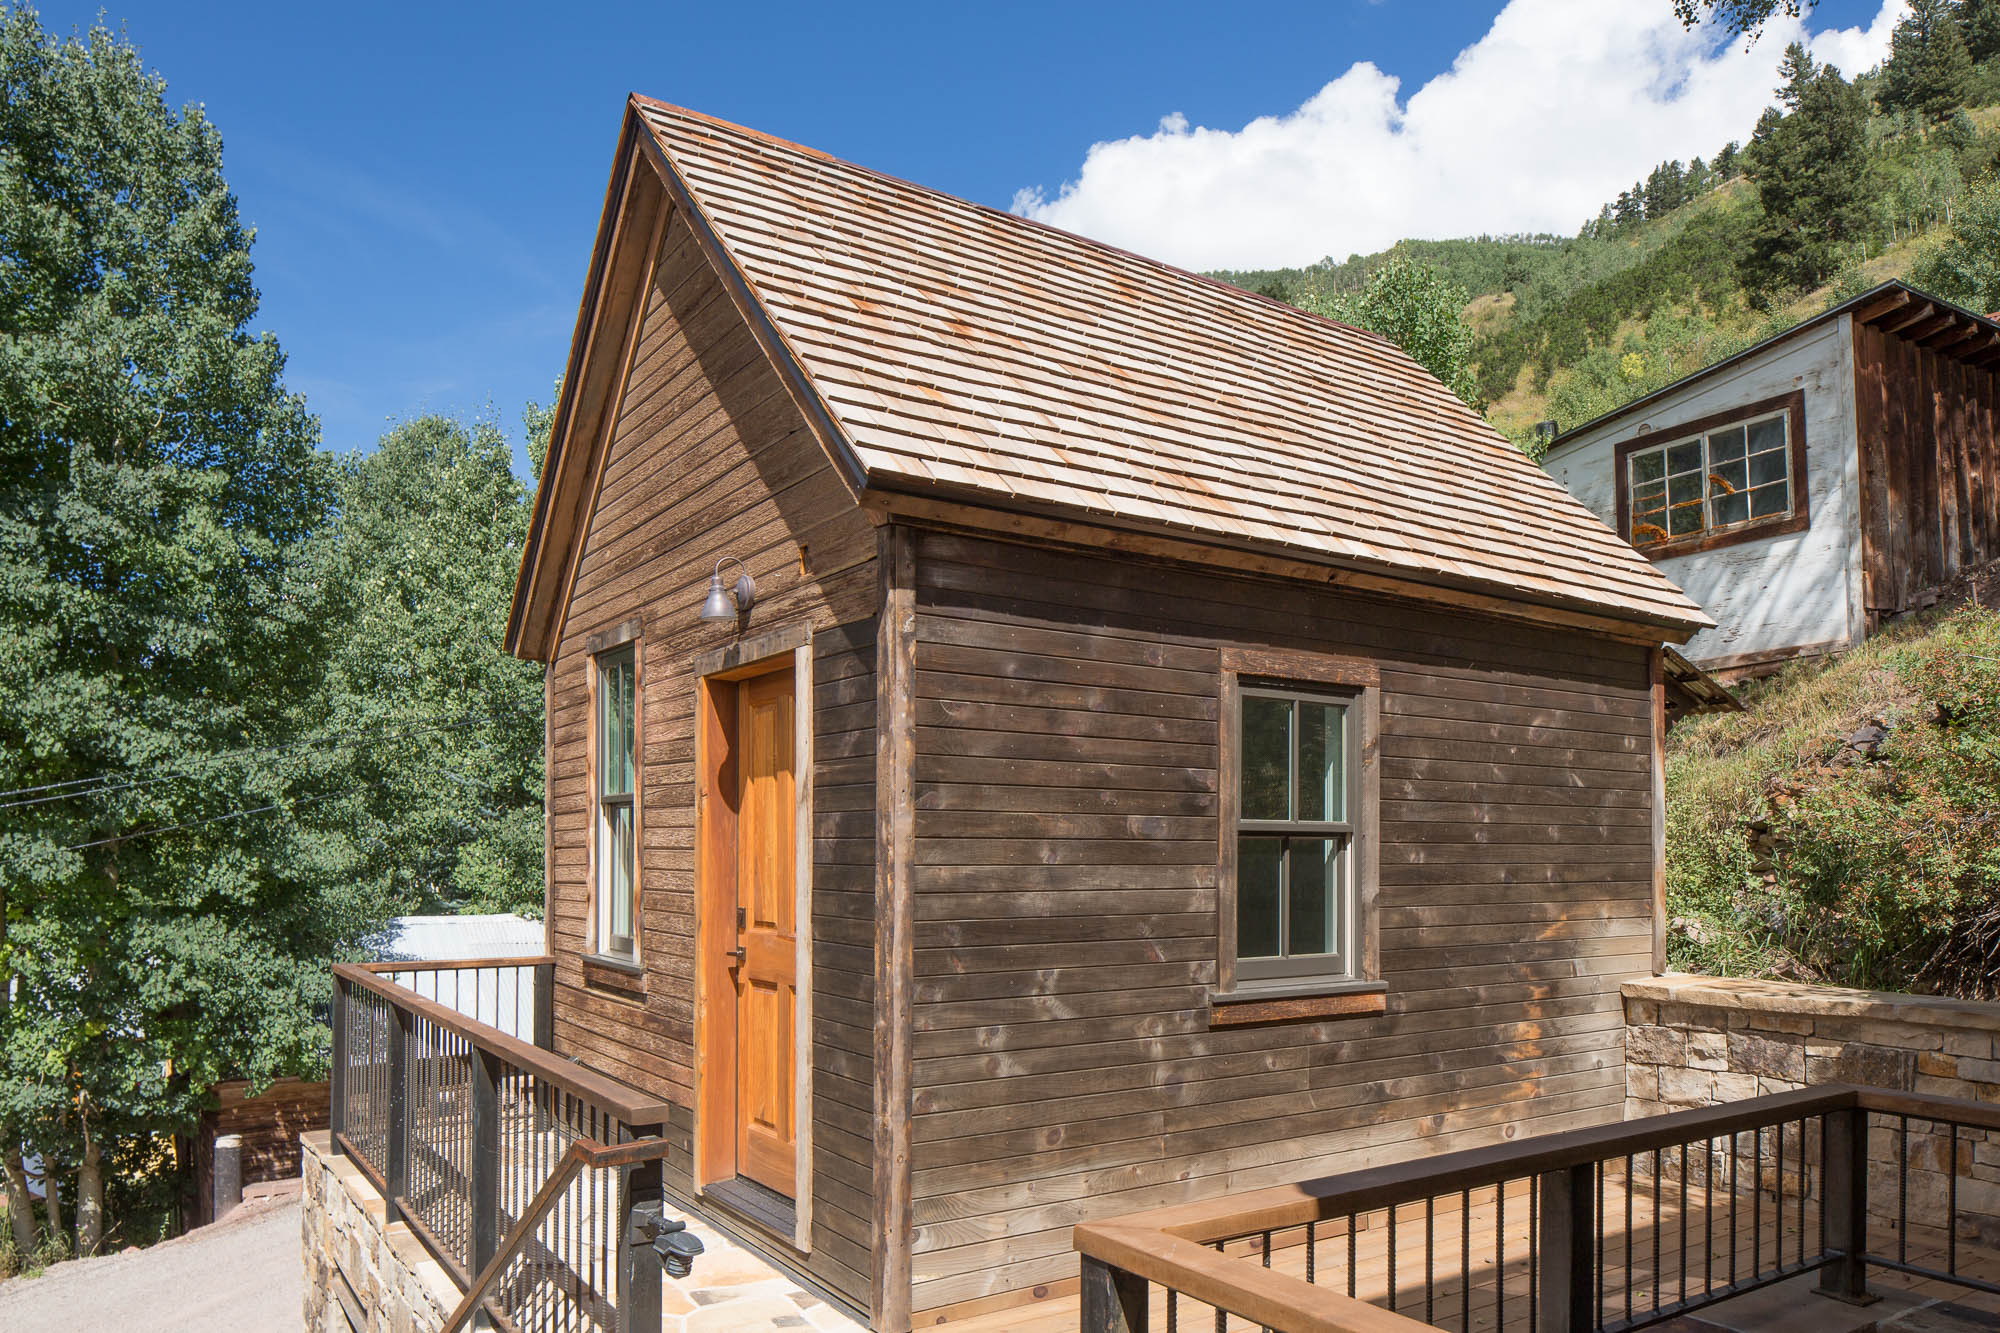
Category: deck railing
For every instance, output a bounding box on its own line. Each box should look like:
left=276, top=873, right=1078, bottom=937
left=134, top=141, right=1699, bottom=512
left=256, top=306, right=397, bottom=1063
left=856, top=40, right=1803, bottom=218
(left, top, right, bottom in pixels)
left=331, top=959, right=679, bottom=1333
left=1073, top=1084, right=2000, bottom=1333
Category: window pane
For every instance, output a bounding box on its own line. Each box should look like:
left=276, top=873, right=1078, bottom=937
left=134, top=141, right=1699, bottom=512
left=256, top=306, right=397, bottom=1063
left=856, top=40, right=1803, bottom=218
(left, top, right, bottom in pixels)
left=1632, top=520, right=1669, bottom=545
left=1241, top=696, right=1291, bottom=820
left=1709, top=459, right=1747, bottom=496
left=1712, top=491, right=1750, bottom=526
left=1297, top=702, right=1345, bottom=822
left=605, top=803, right=634, bottom=949
left=1667, top=441, right=1702, bottom=475
left=1750, top=482, right=1789, bottom=518
left=600, top=655, right=634, bottom=795
left=1669, top=501, right=1704, bottom=536
left=1238, top=836, right=1283, bottom=959
left=1749, top=448, right=1789, bottom=488
left=1668, top=472, right=1703, bottom=507
left=1747, top=416, right=1786, bottom=455
left=1707, top=426, right=1746, bottom=463
left=1286, top=838, right=1341, bottom=958
left=1630, top=449, right=1666, bottom=484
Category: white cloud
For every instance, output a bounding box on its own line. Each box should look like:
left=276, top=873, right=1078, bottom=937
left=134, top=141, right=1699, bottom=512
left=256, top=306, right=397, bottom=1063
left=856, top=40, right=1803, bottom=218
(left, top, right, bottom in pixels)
left=1011, top=0, right=1906, bottom=271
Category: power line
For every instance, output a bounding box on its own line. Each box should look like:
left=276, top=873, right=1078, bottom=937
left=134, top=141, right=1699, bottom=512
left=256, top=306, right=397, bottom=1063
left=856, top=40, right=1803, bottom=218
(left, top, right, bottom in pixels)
left=0, top=699, right=540, bottom=811
left=61, top=781, right=386, bottom=853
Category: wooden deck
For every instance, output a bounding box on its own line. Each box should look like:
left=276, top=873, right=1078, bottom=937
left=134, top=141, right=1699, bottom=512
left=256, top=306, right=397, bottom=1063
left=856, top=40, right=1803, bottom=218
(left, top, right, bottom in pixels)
left=939, top=1171, right=2000, bottom=1333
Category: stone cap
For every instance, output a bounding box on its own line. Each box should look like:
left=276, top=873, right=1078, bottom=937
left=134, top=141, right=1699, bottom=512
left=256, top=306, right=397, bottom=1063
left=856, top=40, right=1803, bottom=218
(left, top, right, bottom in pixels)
left=1624, top=973, right=2000, bottom=1034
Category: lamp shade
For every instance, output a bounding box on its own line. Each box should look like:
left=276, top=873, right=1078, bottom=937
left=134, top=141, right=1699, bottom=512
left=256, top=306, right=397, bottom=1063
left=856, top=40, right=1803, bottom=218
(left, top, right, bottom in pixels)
left=699, top=571, right=735, bottom=621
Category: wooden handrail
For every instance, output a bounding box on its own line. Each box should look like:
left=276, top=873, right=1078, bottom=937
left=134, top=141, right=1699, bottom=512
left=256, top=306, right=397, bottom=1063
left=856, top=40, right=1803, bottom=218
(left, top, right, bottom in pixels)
left=355, top=955, right=553, bottom=975
left=335, top=962, right=673, bottom=1125
left=439, top=1135, right=672, bottom=1333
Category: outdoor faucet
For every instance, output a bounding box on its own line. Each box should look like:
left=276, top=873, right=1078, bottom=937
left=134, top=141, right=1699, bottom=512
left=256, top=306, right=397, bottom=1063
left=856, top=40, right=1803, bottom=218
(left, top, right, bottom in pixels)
left=625, top=1200, right=704, bottom=1279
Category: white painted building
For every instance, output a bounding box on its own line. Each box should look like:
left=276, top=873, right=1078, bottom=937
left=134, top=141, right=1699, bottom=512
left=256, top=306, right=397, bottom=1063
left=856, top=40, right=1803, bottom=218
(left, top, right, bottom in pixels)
left=1544, top=283, right=2000, bottom=675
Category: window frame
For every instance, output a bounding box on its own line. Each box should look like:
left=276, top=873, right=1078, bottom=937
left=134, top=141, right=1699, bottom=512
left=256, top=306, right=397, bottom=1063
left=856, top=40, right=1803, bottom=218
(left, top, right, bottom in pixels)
left=590, top=638, right=641, bottom=963
left=1614, top=390, right=1809, bottom=559
left=1215, top=647, right=1382, bottom=1008
left=1234, top=685, right=1361, bottom=983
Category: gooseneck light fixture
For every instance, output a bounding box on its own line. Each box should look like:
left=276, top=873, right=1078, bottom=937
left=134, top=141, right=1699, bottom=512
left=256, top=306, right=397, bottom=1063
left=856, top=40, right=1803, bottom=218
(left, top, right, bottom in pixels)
left=699, top=556, right=756, bottom=622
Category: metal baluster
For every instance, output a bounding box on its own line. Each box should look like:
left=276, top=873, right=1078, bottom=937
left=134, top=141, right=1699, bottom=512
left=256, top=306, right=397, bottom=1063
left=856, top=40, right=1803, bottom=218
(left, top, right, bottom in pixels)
left=1680, top=1141, right=1689, bottom=1305
left=1950, top=1121, right=1960, bottom=1277
left=1495, top=1183, right=1505, bottom=1330
left=1387, top=1206, right=1397, bottom=1316
left=1347, top=1213, right=1357, bottom=1300
left=1753, top=1127, right=1763, bottom=1279
left=1596, top=1158, right=1605, bottom=1328
left=1653, top=1147, right=1663, bottom=1312
left=1899, top=1115, right=1910, bottom=1266
left=1625, top=1154, right=1634, bottom=1325
left=1306, top=1219, right=1315, bottom=1286
left=1528, top=1177, right=1538, bottom=1333
left=1798, top=1118, right=1808, bottom=1270
left=1705, top=1137, right=1715, bottom=1297
left=1214, top=1240, right=1226, bottom=1333
left=1424, top=1196, right=1434, bottom=1327
left=1461, top=1190, right=1471, bottom=1333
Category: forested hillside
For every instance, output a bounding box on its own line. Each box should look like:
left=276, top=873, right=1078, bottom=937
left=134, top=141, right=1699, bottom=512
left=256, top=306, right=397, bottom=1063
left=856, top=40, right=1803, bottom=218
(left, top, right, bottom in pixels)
left=1217, top=0, right=2000, bottom=454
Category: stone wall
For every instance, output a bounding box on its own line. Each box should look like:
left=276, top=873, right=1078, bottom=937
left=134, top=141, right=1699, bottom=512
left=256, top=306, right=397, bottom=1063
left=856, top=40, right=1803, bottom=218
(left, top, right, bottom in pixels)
left=1623, top=975, right=2000, bottom=1116
left=1623, top=975, right=2000, bottom=1236
left=301, top=1130, right=454, bottom=1333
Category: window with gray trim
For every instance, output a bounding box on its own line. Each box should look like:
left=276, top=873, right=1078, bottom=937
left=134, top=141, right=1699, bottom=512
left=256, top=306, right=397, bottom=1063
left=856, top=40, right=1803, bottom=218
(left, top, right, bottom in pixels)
left=1235, top=685, right=1359, bottom=982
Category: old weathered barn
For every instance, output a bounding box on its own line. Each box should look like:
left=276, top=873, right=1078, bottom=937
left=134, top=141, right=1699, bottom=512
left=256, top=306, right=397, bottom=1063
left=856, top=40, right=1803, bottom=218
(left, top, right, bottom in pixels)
left=503, top=96, right=1710, bottom=1330
left=1544, top=282, right=2000, bottom=678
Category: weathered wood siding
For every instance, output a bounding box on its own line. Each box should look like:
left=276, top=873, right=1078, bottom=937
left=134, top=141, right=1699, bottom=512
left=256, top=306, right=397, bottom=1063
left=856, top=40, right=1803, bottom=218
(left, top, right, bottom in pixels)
left=544, top=204, right=879, bottom=1309
left=1853, top=320, right=2000, bottom=614
left=903, top=531, right=1657, bottom=1317
left=1544, top=316, right=1863, bottom=668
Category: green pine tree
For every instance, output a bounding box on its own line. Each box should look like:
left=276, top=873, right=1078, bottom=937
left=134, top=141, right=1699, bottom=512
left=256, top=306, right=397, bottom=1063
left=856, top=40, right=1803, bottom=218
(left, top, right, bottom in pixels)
left=1880, top=0, right=1975, bottom=122
left=1744, top=47, right=1873, bottom=292
left=1966, top=0, right=2000, bottom=61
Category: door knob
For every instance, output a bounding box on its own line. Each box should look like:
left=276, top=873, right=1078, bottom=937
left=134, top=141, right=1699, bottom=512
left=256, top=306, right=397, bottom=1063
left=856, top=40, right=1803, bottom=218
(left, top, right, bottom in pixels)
left=725, top=946, right=746, bottom=967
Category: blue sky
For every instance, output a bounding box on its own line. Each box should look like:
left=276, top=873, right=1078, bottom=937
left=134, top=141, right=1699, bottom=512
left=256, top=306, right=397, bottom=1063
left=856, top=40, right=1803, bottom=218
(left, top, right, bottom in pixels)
left=33, top=0, right=1893, bottom=473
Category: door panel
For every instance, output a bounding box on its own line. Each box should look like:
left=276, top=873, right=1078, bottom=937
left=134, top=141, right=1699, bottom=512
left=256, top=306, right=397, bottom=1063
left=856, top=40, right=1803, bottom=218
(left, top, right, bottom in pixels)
left=734, top=668, right=797, bottom=1195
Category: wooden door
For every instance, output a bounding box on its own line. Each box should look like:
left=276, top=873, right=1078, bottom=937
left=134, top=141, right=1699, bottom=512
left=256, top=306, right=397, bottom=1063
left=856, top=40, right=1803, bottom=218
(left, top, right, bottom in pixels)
left=733, top=668, right=797, bottom=1195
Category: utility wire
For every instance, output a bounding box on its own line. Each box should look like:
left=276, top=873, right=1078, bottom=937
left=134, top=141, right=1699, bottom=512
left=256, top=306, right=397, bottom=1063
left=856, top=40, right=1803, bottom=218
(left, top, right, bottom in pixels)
left=61, top=780, right=385, bottom=853
left=0, top=698, right=539, bottom=811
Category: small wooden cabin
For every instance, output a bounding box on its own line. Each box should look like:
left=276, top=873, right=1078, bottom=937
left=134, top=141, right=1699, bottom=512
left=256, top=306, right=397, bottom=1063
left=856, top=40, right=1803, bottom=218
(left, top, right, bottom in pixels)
left=506, top=97, right=1709, bottom=1330
left=1544, top=283, right=2000, bottom=678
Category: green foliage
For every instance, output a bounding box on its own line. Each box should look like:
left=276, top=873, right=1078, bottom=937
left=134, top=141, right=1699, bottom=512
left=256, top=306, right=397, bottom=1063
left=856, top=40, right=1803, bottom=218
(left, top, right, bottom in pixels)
left=1673, top=0, right=1812, bottom=37
left=1880, top=0, right=1975, bottom=123
left=1910, top=171, right=2000, bottom=312
left=1294, top=258, right=1480, bottom=406
left=1745, top=46, right=1874, bottom=292
left=1666, top=606, right=2000, bottom=995
left=310, top=415, right=546, bottom=919
left=0, top=1, right=363, bottom=1241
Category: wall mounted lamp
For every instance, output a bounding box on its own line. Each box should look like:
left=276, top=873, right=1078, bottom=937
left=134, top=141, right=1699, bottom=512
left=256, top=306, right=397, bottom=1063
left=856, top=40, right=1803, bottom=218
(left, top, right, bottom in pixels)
left=699, top=556, right=756, bottom=621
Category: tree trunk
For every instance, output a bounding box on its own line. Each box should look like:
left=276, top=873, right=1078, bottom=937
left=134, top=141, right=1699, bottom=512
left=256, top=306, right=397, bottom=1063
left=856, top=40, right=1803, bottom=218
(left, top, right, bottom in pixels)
left=2, top=1146, right=35, bottom=1259
left=40, top=1158, right=62, bottom=1251
left=76, top=1127, right=102, bottom=1258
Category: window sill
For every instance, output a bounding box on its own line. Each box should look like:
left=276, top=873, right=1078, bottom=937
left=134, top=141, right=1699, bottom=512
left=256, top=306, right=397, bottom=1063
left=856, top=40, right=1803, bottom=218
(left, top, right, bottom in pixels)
left=1630, top=510, right=1808, bottom=561
left=1209, top=979, right=1387, bottom=1027
left=581, top=952, right=645, bottom=999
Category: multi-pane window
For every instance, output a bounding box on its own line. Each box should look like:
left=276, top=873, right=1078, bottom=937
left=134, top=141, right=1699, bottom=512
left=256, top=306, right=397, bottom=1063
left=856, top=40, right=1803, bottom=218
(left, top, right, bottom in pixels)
left=596, top=648, right=636, bottom=958
left=1236, top=686, right=1357, bottom=981
left=1627, top=409, right=1792, bottom=547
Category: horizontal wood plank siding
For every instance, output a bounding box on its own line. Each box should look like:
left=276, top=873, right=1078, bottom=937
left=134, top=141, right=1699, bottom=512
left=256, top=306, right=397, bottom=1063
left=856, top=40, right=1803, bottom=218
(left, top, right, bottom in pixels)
left=904, top=530, right=1655, bottom=1315
left=545, top=204, right=878, bottom=1312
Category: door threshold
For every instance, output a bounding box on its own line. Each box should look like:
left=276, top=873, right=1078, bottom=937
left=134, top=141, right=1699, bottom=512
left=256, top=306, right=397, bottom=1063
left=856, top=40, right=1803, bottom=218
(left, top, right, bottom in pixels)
left=704, top=1175, right=796, bottom=1244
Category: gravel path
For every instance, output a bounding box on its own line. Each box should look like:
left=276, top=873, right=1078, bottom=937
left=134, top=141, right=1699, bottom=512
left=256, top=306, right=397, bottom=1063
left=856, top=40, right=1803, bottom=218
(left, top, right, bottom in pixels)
left=0, top=1192, right=301, bottom=1332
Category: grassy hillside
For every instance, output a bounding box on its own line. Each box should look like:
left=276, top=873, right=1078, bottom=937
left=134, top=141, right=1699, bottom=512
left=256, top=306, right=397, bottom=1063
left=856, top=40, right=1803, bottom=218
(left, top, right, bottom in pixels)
left=1215, top=98, right=2000, bottom=453
left=1666, top=592, right=2000, bottom=998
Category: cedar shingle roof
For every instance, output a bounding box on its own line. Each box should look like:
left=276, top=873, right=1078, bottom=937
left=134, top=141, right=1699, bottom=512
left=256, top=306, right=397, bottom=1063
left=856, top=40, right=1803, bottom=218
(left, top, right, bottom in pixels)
left=620, top=98, right=1706, bottom=633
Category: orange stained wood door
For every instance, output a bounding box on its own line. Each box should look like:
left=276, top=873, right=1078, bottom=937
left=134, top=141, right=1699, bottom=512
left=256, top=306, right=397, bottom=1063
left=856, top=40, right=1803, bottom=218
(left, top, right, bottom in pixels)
left=734, top=668, right=797, bottom=1196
